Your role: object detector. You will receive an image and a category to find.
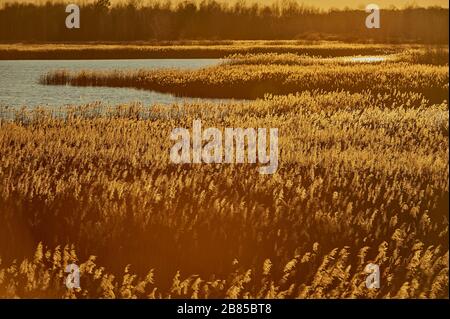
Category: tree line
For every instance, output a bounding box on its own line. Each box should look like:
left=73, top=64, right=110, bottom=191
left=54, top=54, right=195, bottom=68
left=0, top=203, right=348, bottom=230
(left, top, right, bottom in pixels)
left=0, top=0, right=448, bottom=43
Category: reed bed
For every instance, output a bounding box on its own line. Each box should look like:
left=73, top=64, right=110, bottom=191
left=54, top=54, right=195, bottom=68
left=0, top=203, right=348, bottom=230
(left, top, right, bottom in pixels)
left=224, top=53, right=391, bottom=66
left=0, top=90, right=448, bottom=298
left=0, top=41, right=400, bottom=60
left=396, top=47, right=450, bottom=66
left=226, top=47, right=449, bottom=66
left=41, top=58, right=449, bottom=102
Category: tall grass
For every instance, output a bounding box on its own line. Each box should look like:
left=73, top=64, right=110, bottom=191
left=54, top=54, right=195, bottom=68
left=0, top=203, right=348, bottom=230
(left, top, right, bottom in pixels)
left=40, top=55, right=449, bottom=102
left=397, top=47, right=449, bottom=65
left=0, top=90, right=448, bottom=298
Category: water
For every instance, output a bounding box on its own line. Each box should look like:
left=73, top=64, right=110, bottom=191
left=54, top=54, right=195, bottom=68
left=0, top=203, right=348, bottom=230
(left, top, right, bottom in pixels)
left=341, top=55, right=390, bottom=63
left=0, top=56, right=390, bottom=108
left=0, top=59, right=223, bottom=107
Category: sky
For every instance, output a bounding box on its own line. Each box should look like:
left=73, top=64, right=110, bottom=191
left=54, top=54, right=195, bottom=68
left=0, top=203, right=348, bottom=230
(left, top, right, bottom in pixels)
left=259, top=0, right=449, bottom=9
left=0, top=0, right=448, bottom=9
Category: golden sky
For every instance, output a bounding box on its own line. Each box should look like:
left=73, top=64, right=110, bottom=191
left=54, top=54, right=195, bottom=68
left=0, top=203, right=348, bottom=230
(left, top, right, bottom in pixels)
left=0, top=0, right=448, bottom=9
left=265, top=0, right=448, bottom=9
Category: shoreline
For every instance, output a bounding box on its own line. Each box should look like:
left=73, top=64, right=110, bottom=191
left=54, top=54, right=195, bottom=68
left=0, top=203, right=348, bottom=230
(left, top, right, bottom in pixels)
left=0, top=41, right=409, bottom=60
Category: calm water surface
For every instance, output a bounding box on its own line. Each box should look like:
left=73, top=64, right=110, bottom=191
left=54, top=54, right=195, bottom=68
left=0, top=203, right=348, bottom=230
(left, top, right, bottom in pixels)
left=0, top=59, right=223, bottom=107
left=0, top=56, right=389, bottom=108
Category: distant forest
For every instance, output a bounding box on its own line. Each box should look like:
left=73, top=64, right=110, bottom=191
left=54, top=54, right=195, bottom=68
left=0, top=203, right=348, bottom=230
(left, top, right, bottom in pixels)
left=0, top=0, right=448, bottom=43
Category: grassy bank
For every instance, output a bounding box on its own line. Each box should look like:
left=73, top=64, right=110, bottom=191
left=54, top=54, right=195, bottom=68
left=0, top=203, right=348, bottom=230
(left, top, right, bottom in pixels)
left=0, top=91, right=448, bottom=298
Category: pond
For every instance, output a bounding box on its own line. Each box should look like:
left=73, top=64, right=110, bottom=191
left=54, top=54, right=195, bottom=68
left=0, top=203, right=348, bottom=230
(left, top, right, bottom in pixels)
left=0, top=59, right=223, bottom=107
left=0, top=55, right=391, bottom=108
